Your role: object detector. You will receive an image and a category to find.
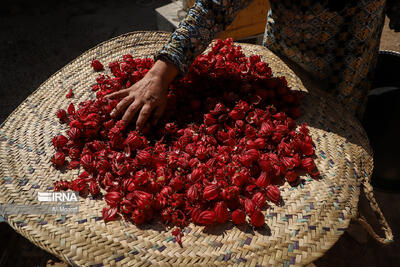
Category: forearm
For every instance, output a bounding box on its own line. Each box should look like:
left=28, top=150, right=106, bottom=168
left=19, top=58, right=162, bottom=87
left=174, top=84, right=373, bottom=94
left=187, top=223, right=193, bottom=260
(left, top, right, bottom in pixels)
left=156, top=0, right=254, bottom=75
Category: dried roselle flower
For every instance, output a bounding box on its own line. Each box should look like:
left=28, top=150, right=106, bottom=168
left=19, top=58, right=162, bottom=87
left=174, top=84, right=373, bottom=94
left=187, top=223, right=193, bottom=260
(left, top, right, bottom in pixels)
left=71, top=178, right=88, bottom=192
left=245, top=149, right=260, bottom=162
left=252, top=192, right=266, bottom=208
left=250, top=209, right=265, bottom=227
left=83, top=121, right=99, bottom=131
left=147, top=179, right=161, bottom=194
left=301, top=158, right=320, bottom=177
left=197, top=210, right=216, bottom=225
left=51, top=151, right=65, bottom=167
left=69, top=120, right=83, bottom=129
left=258, top=154, right=272, bottom=172
left=301, top=158, right=315, bottom=172
left=120, top=199, right=134, bottom=214
left=96, top=159, right=111, bottom=172
left=232, top=172, right=248, bottom=187
left=245, top=125, right=256, bottom=139
left=78, top=171, right=90, bottom=179
left=52, top=135, right=68, bottom=150
left=281, top=156, right=296, bottom=170
left=184, top=143, right=197, bottom=156
left=239, top=154, right=253, bottom=167
left=67, top=128, right=81, bottom=140
left=91, top=84, right=100, bottom=92
left=68, top=160, right=80, bottom=170
left=266, top=185, right=280, bottom=203
left=131, top=190, right=153, bottom=210
left=210, top=103, right=226, bottom=116
left=121, top=178, right=136, bottom=192
left=203, top=113, right=217, bottom=125
left=165, top=122, right=178, bottom=134
left=124, top=131, right=143, bottom=150
left=254, top=138, right=266, bottom=150
left=89, top=180, right=101, bottom=196
left=260, top=121, right=274, bottom=137
left=255, top=61, right=271, bottom=76
left=103, top=119, right=114, bottom=129
left=275, top=124, right=289, bottom=135
left=80, top=154, right=94, bottom=171
left=54, top=180, right=71, bottom=191
left=160, top=186, right=172, bottom=197
left=115, top=164, right=129, bottom=177
left=170, top=176, right=184, bottom=191
left=272, top=112, right=286, bottom=121
left=220, top=185, right=239, bottom=201
left=136, top=150, right=152, bottom=166
left=104, top=191, right=122, bottom=207
left=214, top=201, right=229, bottom=223
left=301, top=142, right=314, bottom=156
left=153, top=194, right=167, bottom=210
left=131, top=209, right=146, bottom=225
left=134, top=170, right=149, bottom=184
left=171, top=227, right=183, bottom=247
left=256, top=172, right=271, bottom=188
left=189, top=168, right=205, bottom=183
left=91, top=59, right=104, bottom=71
left=205, top=124, right=219, bottom=135
left=161, top=207, right=173, bottom=223
left=203, top=184, right=219, bottom=201
left=217, top=114, right=229, bottom=124
left=231, top=209, right=246, bottom=225
left=56, top=109, right=68, bottom=123
left=186, top=184, right=199, bottom=202
left=285, top=170, right=298, bottom=183
left=235, top=120, right=245, bottom=132
left=229, top=109, right=244, bottom=120
left=170, top=193, right=185, bottom=208
left=67, top=103, right=75, bottom=116
left=195, top=145, right=208, bottom=161
left=102, top=206, right=118, bottom=223
left=244, top=198, right=256, bottom=215
left=171, top=209, right=186, bottom=227
left=66, top=88, right=74, bottom=98
left=177, top=154, right=190, bottom=169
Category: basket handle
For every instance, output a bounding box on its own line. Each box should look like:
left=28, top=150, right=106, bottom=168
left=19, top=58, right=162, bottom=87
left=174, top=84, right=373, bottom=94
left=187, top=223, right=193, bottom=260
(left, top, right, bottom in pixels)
left=356, top=174, right=394, bottom=245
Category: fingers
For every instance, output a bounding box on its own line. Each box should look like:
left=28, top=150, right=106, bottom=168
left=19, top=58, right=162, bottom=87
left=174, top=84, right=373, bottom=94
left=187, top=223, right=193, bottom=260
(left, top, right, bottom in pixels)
left=136, top=104, right=155, bottom=130
left=111, top=96, right=134, bottom=118
left=106, top=89, right=129, bottom=100
left=152, top=102, right=167, bottom=126
left=121, top=100, right=142, bottom=125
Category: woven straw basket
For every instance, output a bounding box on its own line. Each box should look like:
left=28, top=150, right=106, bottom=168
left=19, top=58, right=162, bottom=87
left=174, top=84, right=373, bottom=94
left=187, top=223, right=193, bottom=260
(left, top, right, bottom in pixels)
left=0, top=31, right=393, bottom=266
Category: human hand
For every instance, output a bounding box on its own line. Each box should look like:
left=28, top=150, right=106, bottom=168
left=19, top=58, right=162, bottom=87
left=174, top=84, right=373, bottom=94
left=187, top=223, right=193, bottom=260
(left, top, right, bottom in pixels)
left=107, top=60, right=178, bottom=130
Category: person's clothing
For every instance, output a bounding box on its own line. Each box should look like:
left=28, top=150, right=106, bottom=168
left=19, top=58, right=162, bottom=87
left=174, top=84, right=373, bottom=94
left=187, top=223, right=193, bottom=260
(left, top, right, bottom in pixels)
left=156, top=0, right=400, bottom=119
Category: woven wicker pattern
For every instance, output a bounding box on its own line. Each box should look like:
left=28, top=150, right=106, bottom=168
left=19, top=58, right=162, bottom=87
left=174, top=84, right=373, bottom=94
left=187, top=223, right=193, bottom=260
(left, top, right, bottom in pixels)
left=0, top=31, right=391, bottom=266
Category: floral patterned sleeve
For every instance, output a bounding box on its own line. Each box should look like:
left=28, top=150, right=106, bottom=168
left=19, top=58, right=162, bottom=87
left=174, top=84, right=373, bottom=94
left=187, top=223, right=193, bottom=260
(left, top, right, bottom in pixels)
left=387, top=0, right=400, bottom=32
left=155, top=0, right=254, bottom=75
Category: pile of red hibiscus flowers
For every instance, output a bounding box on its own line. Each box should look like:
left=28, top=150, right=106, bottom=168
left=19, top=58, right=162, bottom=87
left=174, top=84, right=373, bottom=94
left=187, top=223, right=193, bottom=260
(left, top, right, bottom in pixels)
left=52, top=38, right=319, bottom=237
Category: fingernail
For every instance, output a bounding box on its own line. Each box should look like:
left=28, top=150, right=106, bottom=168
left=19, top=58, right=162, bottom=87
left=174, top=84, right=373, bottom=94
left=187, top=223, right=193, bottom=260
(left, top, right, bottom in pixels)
left=110, top=110, right=115, bottom=117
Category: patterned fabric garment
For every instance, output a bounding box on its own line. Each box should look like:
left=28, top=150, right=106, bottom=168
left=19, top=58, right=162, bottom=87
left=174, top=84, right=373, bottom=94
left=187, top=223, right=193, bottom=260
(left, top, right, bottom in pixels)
left=156, top=0, right=400, bottom=119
